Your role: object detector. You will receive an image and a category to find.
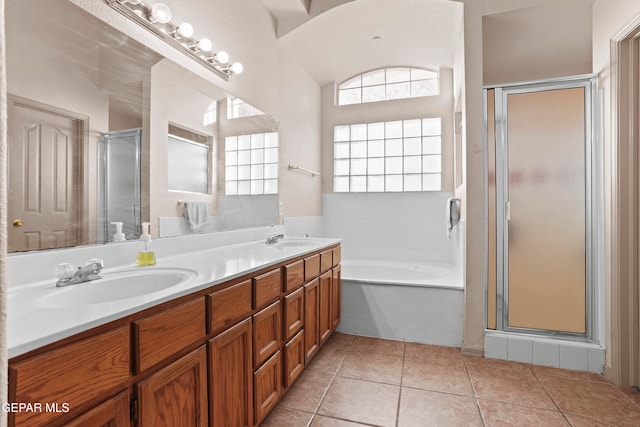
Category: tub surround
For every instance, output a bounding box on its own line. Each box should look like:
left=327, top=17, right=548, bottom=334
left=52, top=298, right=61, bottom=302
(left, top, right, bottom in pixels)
left=8, top=225, right=340, bottom=357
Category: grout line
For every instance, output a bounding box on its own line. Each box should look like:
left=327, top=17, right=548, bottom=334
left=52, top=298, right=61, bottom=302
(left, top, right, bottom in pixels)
left=395, top=342, right=406, bottom=427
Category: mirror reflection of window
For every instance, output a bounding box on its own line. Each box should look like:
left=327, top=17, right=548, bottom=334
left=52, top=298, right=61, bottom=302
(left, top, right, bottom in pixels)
left=225, top=132, right=278, bottom=195
left=227, top=97, right=265, bottom=119
left=168, top=126, right=212, bottom=194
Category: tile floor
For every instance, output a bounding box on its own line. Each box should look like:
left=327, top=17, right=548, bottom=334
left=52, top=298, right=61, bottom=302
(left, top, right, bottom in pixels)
left=261, top=333, right=640, bottom=427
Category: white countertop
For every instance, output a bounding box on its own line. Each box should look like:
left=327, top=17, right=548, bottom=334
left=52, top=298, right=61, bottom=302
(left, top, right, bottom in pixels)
left=8, top=237, right=340, bottom=358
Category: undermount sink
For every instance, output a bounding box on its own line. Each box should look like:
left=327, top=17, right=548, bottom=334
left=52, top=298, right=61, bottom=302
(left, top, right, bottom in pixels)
left=36, top=268, right=198, bottom=308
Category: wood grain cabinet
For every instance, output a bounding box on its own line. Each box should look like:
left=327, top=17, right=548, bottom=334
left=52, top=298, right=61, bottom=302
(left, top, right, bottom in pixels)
left=63, top=391, right=129, bottom=427
left=253, top=351, right=282, bottom=425
left=331, top=265, right=342, bottom=330
left=304, top=277, right=320, bottom=363
left=209, top=318, right=253, bottom=427
left=319, top=270, right=332, bottom=345
left=253, top=301, right=281, bottom=368
left=283, top=329, right=305, bottom=388
left=136, top=347, right=208, bottom=426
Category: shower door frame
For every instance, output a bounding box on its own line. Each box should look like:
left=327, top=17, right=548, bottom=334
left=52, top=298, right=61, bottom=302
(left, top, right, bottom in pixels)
left=488, top=75, right=598, bottom=340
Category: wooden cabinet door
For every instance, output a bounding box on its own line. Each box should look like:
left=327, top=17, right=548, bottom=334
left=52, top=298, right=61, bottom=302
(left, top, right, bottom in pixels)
left=63, top=391, right=129, bottom=427
left=319, top=271, right=332, bottom=345
left=284, top=286, right=304, bottom=341
left=136, top=346, right=208, bottom=427
left=283, top=330, right=305, bottom=389
left=253, top=301, right=281, bottom=368
left=331, top=265, right=341, bottom=330
left=253, top=351, right=282, bottom=425
left=209, top=318, right=253, bottom=427
left=304, top=278, right=320, bottom=362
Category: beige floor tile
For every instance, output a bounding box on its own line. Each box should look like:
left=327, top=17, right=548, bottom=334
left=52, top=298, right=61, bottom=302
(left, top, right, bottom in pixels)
left=622, top=387, right=640, bottom=408
left=338, top=351, right=403, bottom=385
left=405, top=342, right=465, bottom=366
left=478, top=399, right=569, bottom=427
left=350, top=336, right=405, bottom=355
left=532, top=365, right=609, bottom=383
left=322, top=333, right=355, bottom=352
left=467, top=365, right=556, bottom=409
left=260, top=406, right=314, bottom=427
left=403, top=357, right=473, bottom=396
left=280, top=371, right=335, bottom=413
left=398, top=387, right=483, bottom=427
left=309, top=415, right=370, bottom=426
left=317, top=377, right=400, bottom=427
left=305, top=347, right=347, bottom=375
left=538, top=374, right=640, bottom=425
left=464, top=356, right=532, bottom=371
left=564, top=413, right=640, bottom=426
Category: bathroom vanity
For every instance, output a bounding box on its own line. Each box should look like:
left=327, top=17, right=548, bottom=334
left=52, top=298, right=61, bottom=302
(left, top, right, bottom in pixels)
left=7, top=240, right=341, bottom=427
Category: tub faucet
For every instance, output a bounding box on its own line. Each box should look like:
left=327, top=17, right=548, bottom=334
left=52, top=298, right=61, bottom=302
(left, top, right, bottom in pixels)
left=265, top=234, right=284, bottom=244
left=55, top=259, right=104, bottom=287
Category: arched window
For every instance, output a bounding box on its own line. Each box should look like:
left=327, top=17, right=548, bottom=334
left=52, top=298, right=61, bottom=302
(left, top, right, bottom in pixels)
left=337, top=67, right=439, bottom=105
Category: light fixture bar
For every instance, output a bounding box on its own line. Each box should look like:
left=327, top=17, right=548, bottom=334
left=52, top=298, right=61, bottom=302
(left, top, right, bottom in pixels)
left=105, top=0, right=242, bottom=81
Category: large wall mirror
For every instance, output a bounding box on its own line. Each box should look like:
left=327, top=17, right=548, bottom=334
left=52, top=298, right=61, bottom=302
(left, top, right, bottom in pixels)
left=6, top=0, right=279, bottom=253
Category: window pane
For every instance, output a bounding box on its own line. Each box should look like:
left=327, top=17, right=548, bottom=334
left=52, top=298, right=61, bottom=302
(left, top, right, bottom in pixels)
left=423, top=174, right=441, bottom=191
left=368, top=175, right=384, bottom=192
left=264, top=163, right=278, bottom=179
left=339, top=88, right=361, bottom=105
left=238, top=150, right=250, bottom=165
left=363, top=85, right=385, bottom=103
left=264, top=179, right=278, bottom=194
left=251, top=149, right=264, bottom=164
left=385, top=121, right=403, bottom=138
left=404, top=137, right=421, bottom=155
left=265, top=132, right=278, bottom=147
left=350, top=176, right=366, bottom=192
left=225, top=166, right=237, bottom=181
left=238, top=180, right=250, bottom=195
left=385, top=175, right=403, bottom=192
left=335, top=142, right=350, bottom=159
left=238, top=165, right=250, bottom=180
left=403, top=119, right=422, bottom=137
left=404, top=174, right=422, bottom=191
left=265, top=148, right=278, bottom=163
left=385, top=157, right=402, bottom=174
left=351, top=158, right=367, bottom=175
left=404, top=156, right=421, bottom=174
left=368, top=122, right=385, bottom=140
left=411, top=68, right=437, bottom=80
left=334, top=176, right=349, bottom=192
left=335, top=126, right=350, bottom=142
left=251, top=133, right=264, bottom=149
left=422, top=136, right=441, bottom=154
left=386, top=82, right=411, bottom=100
left=423, top=155, right=442, bottom=173
left=340, top=75, right=361, bottom=89
left=251, top=164, right=264, bottom=179
left=226, top=151, right=237, bottom=166
left=368, top=140, right=384, bottom=157
left=386, top=68, right=410, bottom=83
left=226, top=181, right=237, bottom=195
left=368, top=158, right=384, bottom=175
left=423, top=118, right=441, bottom=135
left=335, top=159, right=349, bottom=176
left=251, top=180, right=264, bottom=195
left=238, top=135, right=251, bottom=150
left=385, top=139, right=403, bottom=156
left=351, top=124, right=367, bottom=141
left=411, top=79, right=438, bottom=97
left=362, top=69, right=385, bottom=86
left=351, top=140, right=367, bottom=158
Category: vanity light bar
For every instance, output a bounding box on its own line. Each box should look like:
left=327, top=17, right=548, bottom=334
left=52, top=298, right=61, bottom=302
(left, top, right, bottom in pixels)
left=105, top=0, right=243, bottom=81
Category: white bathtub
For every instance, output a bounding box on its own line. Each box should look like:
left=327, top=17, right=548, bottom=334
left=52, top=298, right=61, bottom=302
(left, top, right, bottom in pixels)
left=340, top=259, right=462, bottom=289
left=337, top=259, right=464, bottom=347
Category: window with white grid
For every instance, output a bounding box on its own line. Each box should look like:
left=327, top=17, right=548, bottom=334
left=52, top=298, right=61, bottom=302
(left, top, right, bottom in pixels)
left=338, top=67, right=439, bottom=106
left=225, top=132, right=278, bottom=195
left=333, top=118, right=441, bottom=192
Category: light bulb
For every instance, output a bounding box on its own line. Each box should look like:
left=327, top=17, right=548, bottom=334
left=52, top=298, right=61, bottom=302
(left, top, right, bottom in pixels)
left=150, top=2, right=172, bottom=24
left=176, top=22, right=194, bottom=38
left=196, top=38, right=212, bottom=52
left=230, top=62, right=244, bottom=74
left=214, top=51, right=229, bottom=64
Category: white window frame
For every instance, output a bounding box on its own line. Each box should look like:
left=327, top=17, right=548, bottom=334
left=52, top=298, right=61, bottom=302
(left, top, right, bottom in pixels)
left=225, top=132, right=278, bottom=195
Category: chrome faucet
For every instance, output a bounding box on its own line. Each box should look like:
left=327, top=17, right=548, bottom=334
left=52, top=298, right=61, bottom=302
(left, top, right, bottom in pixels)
left=265, top=234, right=284, bottom=244
left=55, top=259, right=104, bottom=287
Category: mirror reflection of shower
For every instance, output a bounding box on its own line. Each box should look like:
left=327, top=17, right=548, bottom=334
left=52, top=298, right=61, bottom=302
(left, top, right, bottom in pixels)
left=99, top=129, right=142, bottom=243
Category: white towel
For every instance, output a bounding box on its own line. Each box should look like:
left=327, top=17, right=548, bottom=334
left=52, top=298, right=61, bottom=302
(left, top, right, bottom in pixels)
left=183, top=202, right=209, bottom=232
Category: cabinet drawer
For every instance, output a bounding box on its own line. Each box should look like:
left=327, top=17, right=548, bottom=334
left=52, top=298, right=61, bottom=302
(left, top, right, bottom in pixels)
left=135, top=298, right=206, bottom=373
left=254, top=268, right=281, bottom=309
left=283, top=286, right=304, bottom=341
left=9, top=326, right=130, bottom=427
left=253, top=301, right=281, bottom=368
left=332, top=246, right=341, bottom=266
left=284, top=330, right=305, bottom=389
left=254, top=351, right=282, bottom=426
left=209, top=280, right=252, bottom=333
left=304, top=254, right=320, bottom=282
left=320, top=249, right=333, bottom=273
left=284, top=260, right=304, bottom=293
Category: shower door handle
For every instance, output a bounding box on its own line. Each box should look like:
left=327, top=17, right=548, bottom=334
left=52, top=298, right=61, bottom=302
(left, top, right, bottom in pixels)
left=506, top=201, right=511, bottom=221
